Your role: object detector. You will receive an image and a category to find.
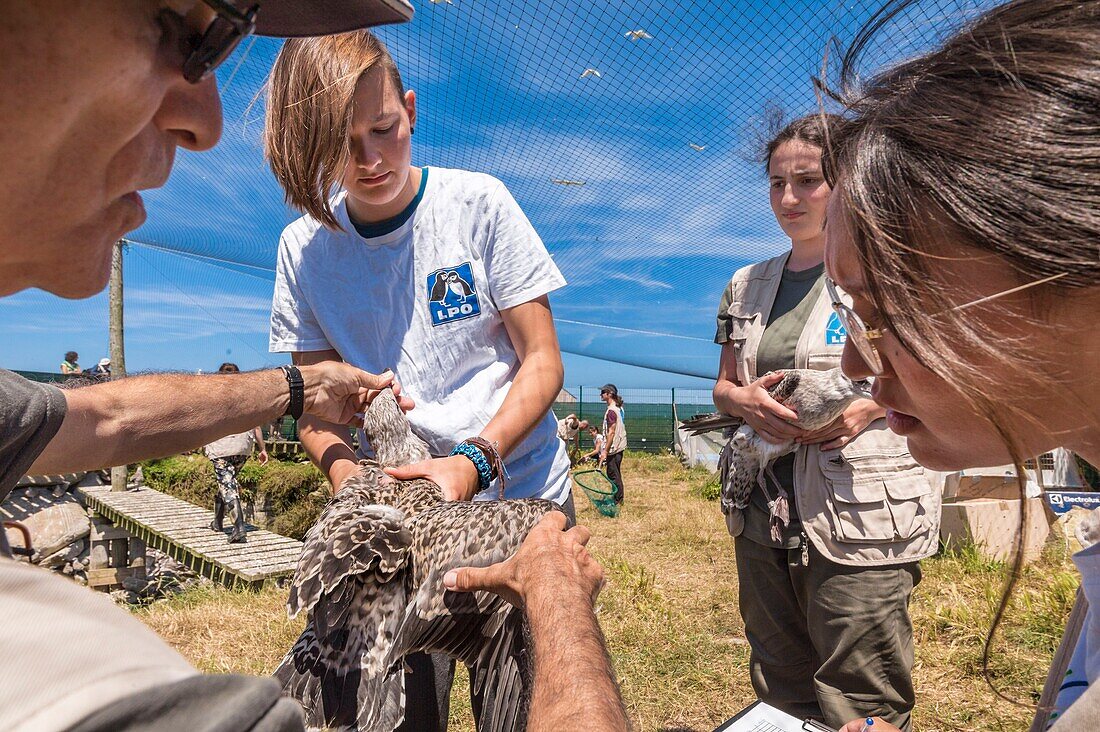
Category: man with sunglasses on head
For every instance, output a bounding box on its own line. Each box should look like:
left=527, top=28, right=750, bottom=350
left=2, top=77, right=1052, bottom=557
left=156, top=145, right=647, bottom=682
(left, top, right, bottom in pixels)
left=0, top=3, right=417, bottom=730
left=0, top=2, right=625, bottom=730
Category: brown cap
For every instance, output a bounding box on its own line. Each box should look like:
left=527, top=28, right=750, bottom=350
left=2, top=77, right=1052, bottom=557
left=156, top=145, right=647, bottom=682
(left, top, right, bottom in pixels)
left=599, top=384, right=618, bottom=397
left=253, top=0, right=414, bottom=37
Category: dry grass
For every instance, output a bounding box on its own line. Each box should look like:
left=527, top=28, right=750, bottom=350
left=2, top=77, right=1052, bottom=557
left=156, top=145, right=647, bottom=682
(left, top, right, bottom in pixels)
left=134, top=453, right=1075, bottom=731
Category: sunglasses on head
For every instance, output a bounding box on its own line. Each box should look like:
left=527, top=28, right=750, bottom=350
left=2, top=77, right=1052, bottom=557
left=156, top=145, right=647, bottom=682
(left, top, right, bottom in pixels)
left=180, top=0, right=258, bottom=84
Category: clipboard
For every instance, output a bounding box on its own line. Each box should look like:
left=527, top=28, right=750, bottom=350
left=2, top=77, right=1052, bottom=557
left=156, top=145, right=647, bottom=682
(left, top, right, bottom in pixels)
left=713, top=700, right=836, bottom=732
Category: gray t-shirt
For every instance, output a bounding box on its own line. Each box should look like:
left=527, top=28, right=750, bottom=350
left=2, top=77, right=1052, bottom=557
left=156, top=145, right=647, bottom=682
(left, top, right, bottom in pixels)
left=0, top=370, right=67, bottom=502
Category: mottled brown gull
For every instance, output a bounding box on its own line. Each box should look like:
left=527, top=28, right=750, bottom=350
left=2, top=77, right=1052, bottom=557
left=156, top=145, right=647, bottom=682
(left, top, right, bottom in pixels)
left=275, top=388, right=555, bottom=731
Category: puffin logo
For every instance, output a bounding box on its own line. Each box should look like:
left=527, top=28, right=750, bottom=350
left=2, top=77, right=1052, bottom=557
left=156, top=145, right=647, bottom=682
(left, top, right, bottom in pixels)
left=824, top=311, right=848, bottom=346
left=427, top=262, right=482, bottom=326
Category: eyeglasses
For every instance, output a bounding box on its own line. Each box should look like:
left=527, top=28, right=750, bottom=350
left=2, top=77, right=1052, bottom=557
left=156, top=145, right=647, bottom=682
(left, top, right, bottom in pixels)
left=825, top=276, right=887, bottom=375
left=825, top=272, right=1068, bottom=376
left=181, top=0, right=258, bottom=84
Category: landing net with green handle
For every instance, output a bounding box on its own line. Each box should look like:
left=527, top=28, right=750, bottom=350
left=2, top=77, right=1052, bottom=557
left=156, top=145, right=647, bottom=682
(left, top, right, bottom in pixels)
left=573, top=468, right=620, bottom=518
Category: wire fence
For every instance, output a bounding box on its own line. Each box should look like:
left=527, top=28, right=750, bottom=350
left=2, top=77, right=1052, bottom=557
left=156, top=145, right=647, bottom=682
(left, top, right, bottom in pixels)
left=552, top=387, right=715, bottom=453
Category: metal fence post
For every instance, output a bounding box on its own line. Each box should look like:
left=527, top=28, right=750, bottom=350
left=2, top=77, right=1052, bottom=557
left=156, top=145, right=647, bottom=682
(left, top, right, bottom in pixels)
left=670, top=387, right=676, bottom=440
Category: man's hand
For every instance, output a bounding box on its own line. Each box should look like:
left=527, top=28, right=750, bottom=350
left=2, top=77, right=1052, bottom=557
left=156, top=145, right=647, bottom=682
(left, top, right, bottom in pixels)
left=257, top=449, right=269, bottom=466
left=839, top=718, right=898, bottom=732
left=797, top=398, right=885, bottom=450
left=298, top=363, right=414, bottom=425
left=724, top=371, right=804, bottom=444
left=385, top=455, right=481, bottom=501
left=443, top=512, right=604, bottom=610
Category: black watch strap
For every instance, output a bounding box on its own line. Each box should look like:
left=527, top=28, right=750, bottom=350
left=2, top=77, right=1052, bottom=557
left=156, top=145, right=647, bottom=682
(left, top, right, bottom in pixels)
left=280, top=365, right=304, bottom=420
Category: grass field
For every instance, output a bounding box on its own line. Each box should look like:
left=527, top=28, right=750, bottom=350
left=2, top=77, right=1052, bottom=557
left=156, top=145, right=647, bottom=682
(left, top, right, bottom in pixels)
left=134, top=453, right=1078, bottom=731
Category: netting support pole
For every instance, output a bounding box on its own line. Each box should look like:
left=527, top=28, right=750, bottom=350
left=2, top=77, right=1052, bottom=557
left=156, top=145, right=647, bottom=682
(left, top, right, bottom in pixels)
left=578, top=386, right=583, bottom=424
left=671, top=388, right=676, bottom=447
left=109, top=240, right=127, bottom=492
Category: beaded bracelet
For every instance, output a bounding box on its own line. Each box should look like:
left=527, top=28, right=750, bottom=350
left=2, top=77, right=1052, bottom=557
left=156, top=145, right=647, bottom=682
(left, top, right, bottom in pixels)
left=450, top=442, right=494, bottom=493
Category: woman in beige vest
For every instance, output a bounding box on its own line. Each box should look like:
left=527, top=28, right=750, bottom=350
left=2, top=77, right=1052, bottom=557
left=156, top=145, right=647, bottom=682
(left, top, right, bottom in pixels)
left=824, top=1, right=1099, bottom=729
left=712, top=115, right=939, bottom=730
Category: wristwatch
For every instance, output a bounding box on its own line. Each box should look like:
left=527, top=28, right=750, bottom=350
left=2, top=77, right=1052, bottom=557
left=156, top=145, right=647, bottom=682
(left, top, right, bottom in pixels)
left=280, top=365, right=304, bottom=420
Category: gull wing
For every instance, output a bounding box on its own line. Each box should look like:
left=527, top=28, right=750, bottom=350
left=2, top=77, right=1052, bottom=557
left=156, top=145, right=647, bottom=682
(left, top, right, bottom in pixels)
left=390, top=499, right=558, bottom=732
left=277, top=470, right=414, bottom=730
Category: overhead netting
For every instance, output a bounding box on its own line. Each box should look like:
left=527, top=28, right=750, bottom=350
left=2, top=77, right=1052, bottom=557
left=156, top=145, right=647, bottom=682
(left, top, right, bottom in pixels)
left=6, top=0, right=992, bottom=377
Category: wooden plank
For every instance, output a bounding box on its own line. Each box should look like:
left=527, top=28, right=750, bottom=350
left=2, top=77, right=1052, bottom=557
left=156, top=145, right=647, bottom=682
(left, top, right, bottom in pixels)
left=192, top=544, right=301, bottom=565
left=87, top=565, right=144, bottom=588
left=80, top=484, right=304, bottom=590
left=199, top=546, right=302, bottom=565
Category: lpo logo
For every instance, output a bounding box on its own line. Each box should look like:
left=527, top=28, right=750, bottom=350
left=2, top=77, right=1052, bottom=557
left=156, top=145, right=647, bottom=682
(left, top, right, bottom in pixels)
left=427, top=261, right=482, bottom=327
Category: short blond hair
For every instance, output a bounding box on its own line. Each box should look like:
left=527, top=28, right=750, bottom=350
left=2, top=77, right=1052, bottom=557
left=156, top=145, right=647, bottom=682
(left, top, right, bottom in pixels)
left=264, top=30, right=406, bottom=231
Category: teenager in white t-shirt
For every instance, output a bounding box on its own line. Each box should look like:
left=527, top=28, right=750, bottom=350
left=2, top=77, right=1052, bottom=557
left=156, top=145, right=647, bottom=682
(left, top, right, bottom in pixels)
left=266, top=31, right=572, bottom=513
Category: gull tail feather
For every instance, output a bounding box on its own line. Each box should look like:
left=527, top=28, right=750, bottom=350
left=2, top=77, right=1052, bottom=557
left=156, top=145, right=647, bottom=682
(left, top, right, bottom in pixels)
left=679, top=412, right=744, bottom=436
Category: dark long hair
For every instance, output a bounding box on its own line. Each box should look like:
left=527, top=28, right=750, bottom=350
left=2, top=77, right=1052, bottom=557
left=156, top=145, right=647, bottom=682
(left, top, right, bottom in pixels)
left=818, top=0, right=1099, bottom=706
left=761, top=111, right=847, bottom=175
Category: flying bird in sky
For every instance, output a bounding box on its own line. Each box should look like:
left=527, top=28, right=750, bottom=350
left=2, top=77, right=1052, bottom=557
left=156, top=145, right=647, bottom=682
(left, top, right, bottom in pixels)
left=688, top=143, right=706, bottom=151
left=580, top=68, right=602, bottom=79
left=624, top=29, right=653, bottom=41
left=680, top=369, right=871, bottom=540
left=275, top=388, right=556, bottom=732
left=429, top=0, right=454, bottom=4
left=550, top=178, right=586, bottom=186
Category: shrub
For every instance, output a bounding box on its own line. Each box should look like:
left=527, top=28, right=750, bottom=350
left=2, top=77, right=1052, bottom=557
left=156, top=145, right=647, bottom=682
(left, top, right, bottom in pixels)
left=141, top=454, right=329, bottom=539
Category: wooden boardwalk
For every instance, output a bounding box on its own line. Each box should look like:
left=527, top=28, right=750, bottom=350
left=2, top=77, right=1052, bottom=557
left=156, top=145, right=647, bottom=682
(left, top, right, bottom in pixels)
left=78, top=485, right=303, bottom=590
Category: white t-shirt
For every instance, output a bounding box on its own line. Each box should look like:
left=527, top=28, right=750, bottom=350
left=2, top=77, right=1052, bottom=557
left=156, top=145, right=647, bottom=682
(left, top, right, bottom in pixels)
left=203, top=431, right=254, bottom=459
left=270, top=167, right=571, bottom=503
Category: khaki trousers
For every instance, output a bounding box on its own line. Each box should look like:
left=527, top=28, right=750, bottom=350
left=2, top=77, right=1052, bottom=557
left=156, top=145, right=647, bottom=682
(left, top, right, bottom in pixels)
left=734, top=535, right=920, bottom=731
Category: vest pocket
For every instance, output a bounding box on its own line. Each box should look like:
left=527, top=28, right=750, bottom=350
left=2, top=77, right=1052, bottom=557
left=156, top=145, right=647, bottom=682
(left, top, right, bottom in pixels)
left=819, top=445, right=933, bottom=544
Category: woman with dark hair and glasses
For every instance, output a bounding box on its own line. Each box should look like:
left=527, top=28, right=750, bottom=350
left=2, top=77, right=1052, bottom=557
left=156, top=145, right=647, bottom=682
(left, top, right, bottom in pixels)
left=821, top=0, right=1100, bottom=728
left=711, top=113, right=940, bottom=729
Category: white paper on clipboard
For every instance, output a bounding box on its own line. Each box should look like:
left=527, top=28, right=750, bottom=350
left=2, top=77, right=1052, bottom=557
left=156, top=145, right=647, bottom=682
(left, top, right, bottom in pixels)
left=712, top=700, right=835, bottom=732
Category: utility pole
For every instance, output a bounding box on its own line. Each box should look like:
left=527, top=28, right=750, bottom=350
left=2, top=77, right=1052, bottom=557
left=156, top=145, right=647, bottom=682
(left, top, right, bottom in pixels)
left=109, top=241, right=127, bottom=491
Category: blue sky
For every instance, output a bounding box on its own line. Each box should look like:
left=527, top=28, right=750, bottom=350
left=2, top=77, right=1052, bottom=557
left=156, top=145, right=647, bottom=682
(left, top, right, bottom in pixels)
left=0, top=0, right=983, bottom=391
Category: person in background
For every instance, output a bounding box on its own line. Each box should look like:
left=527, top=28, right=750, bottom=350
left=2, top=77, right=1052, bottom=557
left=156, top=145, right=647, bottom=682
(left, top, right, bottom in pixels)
left=60, top=351, right=81, bottom=377
left=89, top=358, right=111, bottom=380
left=204, top=363, right=269, bottom=543
left=264, top=29, right=573, bottom=731
left=557, top=413, right=588, bottom=462
left=579, top=424, right=606, bottom=464
left=711, top=113, right=939, bottom=729
left=599, top=384, right=627, bottom=504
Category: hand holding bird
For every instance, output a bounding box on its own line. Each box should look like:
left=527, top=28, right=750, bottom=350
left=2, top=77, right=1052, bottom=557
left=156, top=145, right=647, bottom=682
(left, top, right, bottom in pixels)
left=386, top=454, right=481, bottom=501
left=680, top=369, right=872, bottom=541
left=444, top=512, right=603, bottom=610
left=720, top=371, right=803, bottom=443
left=797, top=398, right=885, bottom=450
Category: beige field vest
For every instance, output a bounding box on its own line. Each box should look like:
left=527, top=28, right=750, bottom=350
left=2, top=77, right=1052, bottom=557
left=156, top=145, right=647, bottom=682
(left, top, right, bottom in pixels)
left=723, top=253, right=941, bottom=566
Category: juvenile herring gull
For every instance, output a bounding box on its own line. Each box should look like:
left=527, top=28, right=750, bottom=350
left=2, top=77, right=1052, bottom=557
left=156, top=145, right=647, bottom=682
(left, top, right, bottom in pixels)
left=275, top=388, right=556, bottom=731
left=679, top=368, right=870, bottom=539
